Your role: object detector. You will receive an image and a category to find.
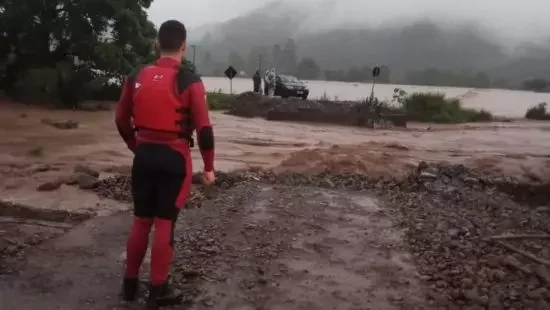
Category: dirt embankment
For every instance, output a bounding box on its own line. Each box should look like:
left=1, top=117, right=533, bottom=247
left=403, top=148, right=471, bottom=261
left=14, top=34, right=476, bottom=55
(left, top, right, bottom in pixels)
left=3, top=161, right=550, bottom=309
left=227, top=92, right=391, bottom=127
left=84, top=162, right=550, bottom=309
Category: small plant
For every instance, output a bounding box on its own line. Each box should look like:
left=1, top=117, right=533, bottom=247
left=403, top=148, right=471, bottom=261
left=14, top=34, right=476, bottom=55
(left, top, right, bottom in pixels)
left=206, top=92, right=236, bottom=110
left=525, top=102, right=550, bottom=120
left=391, top=88, right=492, bottom=123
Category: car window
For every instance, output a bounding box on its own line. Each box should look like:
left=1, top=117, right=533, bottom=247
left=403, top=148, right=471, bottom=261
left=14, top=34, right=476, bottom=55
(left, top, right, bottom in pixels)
left=280, top=75, right=298, bottom=83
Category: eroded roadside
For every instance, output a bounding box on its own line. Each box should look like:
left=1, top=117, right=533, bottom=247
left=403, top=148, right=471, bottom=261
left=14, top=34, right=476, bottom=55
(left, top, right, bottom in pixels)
left=2, top=163, right=550, bottom=309
left=1, top=182, right=427, bottom=310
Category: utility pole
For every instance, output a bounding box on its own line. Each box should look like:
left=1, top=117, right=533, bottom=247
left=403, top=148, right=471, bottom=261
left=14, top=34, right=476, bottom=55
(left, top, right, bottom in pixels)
left=258, top=54, right=263, bottom=73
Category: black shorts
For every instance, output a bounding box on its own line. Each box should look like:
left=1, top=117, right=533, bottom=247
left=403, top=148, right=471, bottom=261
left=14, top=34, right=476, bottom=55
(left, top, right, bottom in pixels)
left=131, top=143, right=191, bottom=221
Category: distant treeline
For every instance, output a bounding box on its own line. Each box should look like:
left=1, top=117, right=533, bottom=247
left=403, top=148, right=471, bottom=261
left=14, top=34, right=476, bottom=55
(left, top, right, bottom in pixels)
left=195, top=43, right=549, bottom=91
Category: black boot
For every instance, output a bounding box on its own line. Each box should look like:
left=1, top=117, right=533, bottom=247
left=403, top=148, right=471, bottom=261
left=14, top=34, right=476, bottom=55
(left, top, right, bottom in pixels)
left=121, top=277, right=139, bottom=302
left=147, top=282, right=183, bottom=309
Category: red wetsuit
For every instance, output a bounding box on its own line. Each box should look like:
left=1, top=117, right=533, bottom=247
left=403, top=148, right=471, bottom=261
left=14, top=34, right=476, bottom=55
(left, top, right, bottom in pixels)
left=115, top=57, right=214, bottom=286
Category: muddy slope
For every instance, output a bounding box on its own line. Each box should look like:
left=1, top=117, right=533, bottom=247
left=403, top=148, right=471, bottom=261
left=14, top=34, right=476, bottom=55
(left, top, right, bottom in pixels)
left=91, top=163, right=550, bottom=309
left=1, top=183, right=425, bottom=310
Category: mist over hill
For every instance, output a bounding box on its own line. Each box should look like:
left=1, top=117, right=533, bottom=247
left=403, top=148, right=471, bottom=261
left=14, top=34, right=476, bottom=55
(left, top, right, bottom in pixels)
left=188, top=1, right=550, bottom=89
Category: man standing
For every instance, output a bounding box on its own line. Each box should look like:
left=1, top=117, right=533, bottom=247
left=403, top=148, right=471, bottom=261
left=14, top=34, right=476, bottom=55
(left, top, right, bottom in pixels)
left=266, top=68, right=277, bottom=97
left=115, top=20, right=215, bottom=309
left=263, top=69, right=269, bottom=95
left=252, top=69, right=261, bottom=93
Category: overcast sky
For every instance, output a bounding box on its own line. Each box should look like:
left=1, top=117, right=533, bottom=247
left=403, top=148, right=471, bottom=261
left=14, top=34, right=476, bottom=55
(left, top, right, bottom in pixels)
left=147, top=0, right=550, bottom=43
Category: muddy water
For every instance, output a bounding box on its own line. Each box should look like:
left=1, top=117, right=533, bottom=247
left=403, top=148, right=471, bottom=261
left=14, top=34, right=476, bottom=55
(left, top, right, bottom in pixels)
left=203, top=76, right=550, bottom=118
left=1, top=102, right=550, bottom=213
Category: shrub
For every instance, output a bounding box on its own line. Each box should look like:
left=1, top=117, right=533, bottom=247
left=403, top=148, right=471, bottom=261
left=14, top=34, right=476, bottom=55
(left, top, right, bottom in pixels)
left=207, top=91, right=236, bottom=110
left=525, top=102, right=550, bottom=120
left=14, top=67, right=60, bottom=104
left=90, top=82, right=121, bottom=101
left=14, top=62, right=98, bottom=108
left=395, top=90, right=492, bottom=123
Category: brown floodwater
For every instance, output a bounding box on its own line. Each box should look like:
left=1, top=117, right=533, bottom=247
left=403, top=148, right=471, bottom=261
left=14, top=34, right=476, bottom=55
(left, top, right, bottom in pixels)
left=1, top=100, right=549, bottom=213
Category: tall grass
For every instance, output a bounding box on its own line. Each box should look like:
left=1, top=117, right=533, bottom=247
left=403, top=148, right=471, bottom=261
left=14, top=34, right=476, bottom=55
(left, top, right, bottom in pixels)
left=401, top=92, right=492, bottom=123
left=525, top=102, right=550, bottom=120
left=207, top=91, right=236, bottom=110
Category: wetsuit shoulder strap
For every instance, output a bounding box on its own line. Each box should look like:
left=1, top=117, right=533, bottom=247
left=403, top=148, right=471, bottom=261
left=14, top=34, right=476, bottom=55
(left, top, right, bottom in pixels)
left=174, top=66, right=202, bottom=148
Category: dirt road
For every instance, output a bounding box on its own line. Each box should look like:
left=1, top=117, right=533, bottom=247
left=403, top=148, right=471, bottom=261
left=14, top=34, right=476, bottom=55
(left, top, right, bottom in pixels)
left=2, top=183, right=427, bottom=310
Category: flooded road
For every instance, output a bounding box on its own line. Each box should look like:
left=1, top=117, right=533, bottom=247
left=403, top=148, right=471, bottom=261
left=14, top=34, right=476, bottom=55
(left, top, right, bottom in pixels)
left=0, top=101, right=549, bottom=214
left=203, top=76, right=550, bottom=118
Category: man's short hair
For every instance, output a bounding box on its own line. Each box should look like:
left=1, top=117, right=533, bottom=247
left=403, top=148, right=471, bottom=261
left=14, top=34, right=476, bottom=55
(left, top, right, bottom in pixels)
left=158, top=20, right=187, bottom=52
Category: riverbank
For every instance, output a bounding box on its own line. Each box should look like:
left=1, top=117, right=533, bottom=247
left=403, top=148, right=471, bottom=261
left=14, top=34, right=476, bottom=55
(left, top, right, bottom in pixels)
left=225, top=91, right=495, bottom=127
left=201, top=76, right=550, bottom=118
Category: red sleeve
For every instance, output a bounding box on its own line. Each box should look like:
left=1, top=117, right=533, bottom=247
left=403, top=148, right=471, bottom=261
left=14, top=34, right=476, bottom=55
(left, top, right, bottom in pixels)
left=115, top=78, right=136, bottom=152
left=187, top=81, right=215, bottom=171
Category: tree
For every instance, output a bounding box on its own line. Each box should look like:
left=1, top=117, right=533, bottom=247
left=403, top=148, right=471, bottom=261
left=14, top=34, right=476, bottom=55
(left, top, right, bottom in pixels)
left=245, top=46, right=268, bottom=76
left=378, top=65, right=391, bottom=83
left=0, top=0, right=157, bottom=107
left=296, top=57, right=320, bottom=79
left=271, top=44, right=282, bottom=70
left=522, top=78, right=550, bottom=92
left=280, top=38, right=297, bottom=75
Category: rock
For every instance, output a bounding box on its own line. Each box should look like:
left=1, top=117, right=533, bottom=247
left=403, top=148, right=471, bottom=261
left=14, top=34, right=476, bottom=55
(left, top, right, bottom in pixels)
left=388, top=293, right=404, bottom=302
left=27, top=147, right=44, bottom=157
left=447, top=228, right=460, bottom=238
left=527, top=287, right=548, bottom=300
left=77, top=174, right=99, bottom=190
left=538, top=300, right=550, bottom=310
left=64, top=174, right=80, bottom=185
left=202, top=298, right=215, bottom=307
left=74, top=164, right=100, bottom=178
left=463, top=289, right=489, bottom=306
left=502, top=255, right=531, bottom=274
left=417, top=161, right=430, bottom=172
left=485, top=255, right=500, bottom=268
left=534, top=265, right=550, bottom=284
left=37, top=179, right=63, bottom=191
left=461, top=278, right=474, bottom=289
left=487, top=294, right=502, bottom=310
left=41, top=118, right=79, bottom=129
left=33, top=164, right=53, bottom=173
left=419, top=171, right=438, bottom=180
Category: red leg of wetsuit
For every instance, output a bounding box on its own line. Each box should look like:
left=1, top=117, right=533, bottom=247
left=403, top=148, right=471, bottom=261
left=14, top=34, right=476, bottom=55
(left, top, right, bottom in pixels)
left=125, top=217, right=154, bottom=278
left=151, top=219, right=175, bottom=285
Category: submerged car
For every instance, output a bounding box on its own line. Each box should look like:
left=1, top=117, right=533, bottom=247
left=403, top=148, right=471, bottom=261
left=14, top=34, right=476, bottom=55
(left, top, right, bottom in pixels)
left=274, top=75, right=309, bottom=99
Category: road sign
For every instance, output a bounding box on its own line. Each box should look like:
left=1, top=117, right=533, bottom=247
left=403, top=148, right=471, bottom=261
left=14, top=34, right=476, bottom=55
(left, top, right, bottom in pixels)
left=224, top=66, right=237, bottom=94
left=369, top=66, right=381, bottom=104
left=224, top=66, right=237, bottom=79
left=372, top=66, right=380, bottom=77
